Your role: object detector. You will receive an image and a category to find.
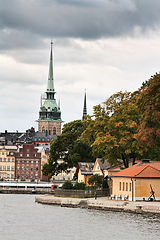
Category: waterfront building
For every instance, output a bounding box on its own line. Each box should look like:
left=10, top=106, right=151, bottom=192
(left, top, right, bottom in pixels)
left=93, top=158, right=141, bottom=177
left=0, top=146, right=17, bottom=180
left=15, top=144, right=48, bottom=181
left=111, top=159, right=160, bottom=201
left=37, top=40, right=62, bottom=136
left=75, top=162, right=94, bottom=186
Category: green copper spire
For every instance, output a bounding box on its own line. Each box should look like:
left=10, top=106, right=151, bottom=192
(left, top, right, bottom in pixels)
left=47, top=39, right=54, bottom=93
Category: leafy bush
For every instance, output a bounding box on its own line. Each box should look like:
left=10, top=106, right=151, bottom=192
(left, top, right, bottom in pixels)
left=62, top=180, right=73, bottom=189
left=74, top=182, right=86, bottom=190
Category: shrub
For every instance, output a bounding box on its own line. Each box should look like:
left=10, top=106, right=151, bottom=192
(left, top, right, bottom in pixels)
left=74, top=182, right=86, bottom=190
left=62, top=180, right=73, bottom=189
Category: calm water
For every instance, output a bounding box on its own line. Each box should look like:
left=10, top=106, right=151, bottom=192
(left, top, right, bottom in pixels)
left=0, top=194, right=160, bottom=240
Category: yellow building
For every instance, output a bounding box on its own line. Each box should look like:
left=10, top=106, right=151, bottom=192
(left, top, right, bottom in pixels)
left=93, top=158, right=140, bottom=177
left=111, top=160, right=160, bottom=201
left=76, top=162, right=94, bottom=186
left=0, top=146, right=17, bottom=180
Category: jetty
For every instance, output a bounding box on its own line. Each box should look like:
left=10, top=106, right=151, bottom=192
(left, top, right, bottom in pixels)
left=35, top=195, right=160, bottom=214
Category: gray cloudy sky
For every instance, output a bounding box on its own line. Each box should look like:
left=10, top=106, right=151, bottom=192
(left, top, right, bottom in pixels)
left=0, top=0, right=160, bottom=132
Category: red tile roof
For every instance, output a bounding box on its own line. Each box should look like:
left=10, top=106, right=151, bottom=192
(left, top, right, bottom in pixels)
left=111, top=161, right=160, bottom=178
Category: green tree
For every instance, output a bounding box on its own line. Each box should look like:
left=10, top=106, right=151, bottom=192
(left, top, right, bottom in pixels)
left=88, top=174, right=103, bottom=189
left=42, top=120, right=95, bottom=178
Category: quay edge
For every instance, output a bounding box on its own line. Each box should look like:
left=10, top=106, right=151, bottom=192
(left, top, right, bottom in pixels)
left=35, top=195, right=160, bottom=214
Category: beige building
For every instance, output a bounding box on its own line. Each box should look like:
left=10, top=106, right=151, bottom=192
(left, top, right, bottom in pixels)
left=0, top=146, right=17, bottom=180
left=111, top=160, right=160, bottom=201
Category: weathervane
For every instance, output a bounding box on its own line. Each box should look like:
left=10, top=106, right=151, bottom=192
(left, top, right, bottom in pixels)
left=51, top=38, right=53, bottom=48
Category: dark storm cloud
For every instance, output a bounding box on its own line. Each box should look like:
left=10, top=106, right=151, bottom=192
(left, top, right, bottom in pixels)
left=0, top=0, right=160, bottom=46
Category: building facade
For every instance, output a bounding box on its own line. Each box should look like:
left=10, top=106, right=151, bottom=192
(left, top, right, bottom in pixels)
left=15, top=144, right=45, bottom=181
left=0, top=146, right=17, bottom=180
left=37, top=40, right=62, bottom=136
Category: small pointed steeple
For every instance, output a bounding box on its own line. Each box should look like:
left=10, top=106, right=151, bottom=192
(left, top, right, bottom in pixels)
left=82, top=89, right=87, bottom=121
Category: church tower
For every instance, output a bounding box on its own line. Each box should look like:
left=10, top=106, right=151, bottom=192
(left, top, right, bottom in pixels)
left=37, top=40, right=62, bottom=135
left=82, top=90, right=87, bottom=121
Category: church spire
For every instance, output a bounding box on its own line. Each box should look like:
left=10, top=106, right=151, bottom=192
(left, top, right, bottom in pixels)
left=82, top=89, right=87, bottom=121
left=46, top=39, right=55, bottom=100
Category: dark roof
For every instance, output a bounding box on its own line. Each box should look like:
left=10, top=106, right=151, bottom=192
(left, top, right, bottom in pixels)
left=0, top=129, right=56, bottom=145
left=78, top=162, right=94, bottom=175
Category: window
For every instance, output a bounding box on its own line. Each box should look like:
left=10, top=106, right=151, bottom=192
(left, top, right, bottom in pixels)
left=27, top=149, right=29, bottom=152
left=22, top=174, right=24, bottom=179
left=53, top=126, right=56, bottom=135
left=63, top=175, right=65, bottom=180
left=123, top=182, right=125, bottom=191
left=27, top=154, right=29, bottom=157
left=0, top=174, right=1, bottom=178
left=26, top=174, right=28, bottom=179
left=0, top=166, right=2, bottom=170
left=3, top=166, right=6, bottom=170
left=31, top=174, right=33, bottom=179
left=36, top=161, right=38, bottom=164
left=42, top=126, right=45, bottom=132
left=3, top=173, right=5, bottom=178
left=35, top=174, right=38, bottom=179
left=36, top=167, right=38, bottom=171
left=129, top=183, right=132, bottom=192
left=17, top=167, right=20, bottom=171
left=26, top=160, right=29, bottom=164
left=31, top=160, right=33, bottom=164
left=2, top=152, right=4, bottom=155
left=7, top=174, right=9, bottom=179
left=20, top=154, right=23, bottom=157
left=119, top=182, right=121, bottom=191
left=11, top=166, right=14, bottom=171
left=18, top=160, right=20, bottom=163
left=11, top=174, right=14, bottom=179
left=22, top=160, right=25, bottom=163
left=126, top=183, right=128, bottom=191
left=31, top=167, right=33, bottom=171
left=68, top=176, right=70, bottom=180
left=7, top=166, right=10, bottom=171
left=12, top=158, right=14, bottom=162
left=0, top=158, right=2, bottom=162
left=8, top=158, right=10, bottom=162
left=22, top=167, right=24, bottom=171
left=26, top=166, right=29, bottom=171
left=4, top=158, right=6, bottom=162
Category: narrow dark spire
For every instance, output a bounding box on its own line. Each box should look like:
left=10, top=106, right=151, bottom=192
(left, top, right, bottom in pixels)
left=82, top=89, right=87, bottom=121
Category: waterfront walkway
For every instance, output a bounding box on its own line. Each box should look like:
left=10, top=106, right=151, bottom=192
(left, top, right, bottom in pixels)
left=35, top=195, right=160, bottom=214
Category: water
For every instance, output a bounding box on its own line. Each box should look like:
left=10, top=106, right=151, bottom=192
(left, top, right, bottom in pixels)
left=0, top=194, right=160, bottom=240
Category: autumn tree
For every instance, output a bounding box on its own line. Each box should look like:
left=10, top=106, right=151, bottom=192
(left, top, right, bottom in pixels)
left=83, top=91, right=147, bottom=168
left=136, top=73, right=160, bottom=158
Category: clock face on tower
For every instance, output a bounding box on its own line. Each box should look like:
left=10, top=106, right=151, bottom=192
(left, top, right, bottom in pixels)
left=54, top=107, right=57, bottom=111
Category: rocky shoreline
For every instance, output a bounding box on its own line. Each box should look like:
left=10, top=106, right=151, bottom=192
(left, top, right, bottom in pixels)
left=35, top=195, right=160, bottom=214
